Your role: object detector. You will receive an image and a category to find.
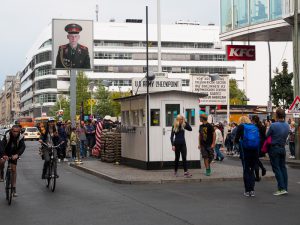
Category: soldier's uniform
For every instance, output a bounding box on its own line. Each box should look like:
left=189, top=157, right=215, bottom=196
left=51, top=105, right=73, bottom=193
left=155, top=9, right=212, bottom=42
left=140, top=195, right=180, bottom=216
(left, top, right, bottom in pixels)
left=55, top=23, right=91, bottom=69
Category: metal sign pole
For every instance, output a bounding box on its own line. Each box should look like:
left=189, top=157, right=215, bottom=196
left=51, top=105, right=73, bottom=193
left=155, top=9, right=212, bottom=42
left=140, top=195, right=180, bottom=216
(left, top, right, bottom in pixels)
left=70, top=70, right=77, bottom=128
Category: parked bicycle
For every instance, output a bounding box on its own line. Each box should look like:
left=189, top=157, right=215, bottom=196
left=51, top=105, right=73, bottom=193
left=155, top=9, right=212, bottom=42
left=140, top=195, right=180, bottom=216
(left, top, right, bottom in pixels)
left=41, top=142, right=62, bottom=192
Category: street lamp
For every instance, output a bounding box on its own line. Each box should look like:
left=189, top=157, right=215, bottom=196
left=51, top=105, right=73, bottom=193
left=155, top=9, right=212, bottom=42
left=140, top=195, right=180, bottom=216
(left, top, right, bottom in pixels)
left=88, top=81, right=95, bottom=117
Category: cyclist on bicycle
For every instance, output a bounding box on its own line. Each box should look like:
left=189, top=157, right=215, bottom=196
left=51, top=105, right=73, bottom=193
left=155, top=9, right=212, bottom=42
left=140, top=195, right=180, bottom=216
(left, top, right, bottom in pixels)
left=39, top=117, right=62, bottom=179
left=0, top=125, right=26, bottom=197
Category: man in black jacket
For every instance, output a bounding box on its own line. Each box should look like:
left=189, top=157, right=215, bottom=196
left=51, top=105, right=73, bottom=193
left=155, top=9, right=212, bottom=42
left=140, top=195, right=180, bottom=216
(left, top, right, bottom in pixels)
left=0, top=125, right=26, bottom=197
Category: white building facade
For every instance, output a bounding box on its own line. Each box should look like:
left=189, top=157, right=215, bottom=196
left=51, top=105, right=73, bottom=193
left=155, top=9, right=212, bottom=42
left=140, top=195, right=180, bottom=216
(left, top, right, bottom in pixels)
left=20, top=21, right=239, bottom=117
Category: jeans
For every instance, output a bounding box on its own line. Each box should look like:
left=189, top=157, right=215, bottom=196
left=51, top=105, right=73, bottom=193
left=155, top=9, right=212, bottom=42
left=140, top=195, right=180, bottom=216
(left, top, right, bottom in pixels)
left=241, top=149, right=258, bottom=192
left=269, top=146, right=288, bottom=191
left=80, top=140, right=86, bottom=157
left=214, top=144, right=224, bottom=160
left=174, top=144, right=188, bottom=172
left=289, top=142, right=295, bottom=156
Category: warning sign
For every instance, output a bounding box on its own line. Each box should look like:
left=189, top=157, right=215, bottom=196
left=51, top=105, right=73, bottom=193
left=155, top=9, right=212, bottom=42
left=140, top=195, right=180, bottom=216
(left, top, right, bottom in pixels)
left=289, top=96, right=300, bottom=113
left=191, top=74, right=229, bottom=105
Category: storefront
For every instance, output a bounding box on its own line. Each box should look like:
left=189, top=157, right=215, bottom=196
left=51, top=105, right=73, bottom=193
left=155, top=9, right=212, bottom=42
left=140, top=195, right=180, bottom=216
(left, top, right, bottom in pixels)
left=117, top=90, right=207, bottom=169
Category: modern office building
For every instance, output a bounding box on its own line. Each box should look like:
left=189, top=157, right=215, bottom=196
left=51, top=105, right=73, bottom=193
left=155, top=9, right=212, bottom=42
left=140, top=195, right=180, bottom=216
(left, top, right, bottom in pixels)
left=20, top=21, right=239, bottom=117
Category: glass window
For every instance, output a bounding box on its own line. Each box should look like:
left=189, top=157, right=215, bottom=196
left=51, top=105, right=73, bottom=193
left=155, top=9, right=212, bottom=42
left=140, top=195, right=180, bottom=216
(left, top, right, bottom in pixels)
left=185, top=109, right=195, bottom=126
left=151, top=109, right=160, bottom=126
left=270, top=0, right=282, bottom=19
left=132, top=110, right=139, bottom=126
left=35, top=51, right=51, bottom=64
left=221, top=0, right=233, bottom=32
left=165, top=104, right=180, bottom=127
left=35, top=79, right=57, bottom=90
left=233, top=0, right=249, bottom=28
left=250, top=0, right=269, bottom=24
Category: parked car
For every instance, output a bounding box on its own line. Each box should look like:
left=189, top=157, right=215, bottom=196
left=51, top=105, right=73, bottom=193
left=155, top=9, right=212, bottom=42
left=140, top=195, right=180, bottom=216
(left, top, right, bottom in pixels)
left=23, top=127, right=40, bottom=141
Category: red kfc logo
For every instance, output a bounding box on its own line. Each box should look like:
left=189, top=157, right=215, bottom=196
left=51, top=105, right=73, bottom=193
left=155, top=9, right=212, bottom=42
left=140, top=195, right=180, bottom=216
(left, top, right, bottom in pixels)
left=226, top=45, right=256, bottom=61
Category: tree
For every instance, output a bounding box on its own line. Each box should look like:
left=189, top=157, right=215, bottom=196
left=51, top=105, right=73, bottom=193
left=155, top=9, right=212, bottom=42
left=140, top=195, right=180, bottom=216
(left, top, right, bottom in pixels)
left=229, top=79, right=246, bottom=105
left=49, top=95, right=71, bottom=121
left=76, top=71, right=90, bottom=115
left=271, top=60, right=294, bottom=109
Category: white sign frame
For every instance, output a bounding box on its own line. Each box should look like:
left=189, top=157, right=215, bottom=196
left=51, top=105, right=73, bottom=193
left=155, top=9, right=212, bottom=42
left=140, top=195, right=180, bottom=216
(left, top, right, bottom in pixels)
left=52, top=19, right=94, bottom=70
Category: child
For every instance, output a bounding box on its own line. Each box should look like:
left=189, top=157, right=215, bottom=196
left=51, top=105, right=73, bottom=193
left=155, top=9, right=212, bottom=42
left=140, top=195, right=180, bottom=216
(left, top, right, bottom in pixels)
left=70, top=127, right=79, bottom=160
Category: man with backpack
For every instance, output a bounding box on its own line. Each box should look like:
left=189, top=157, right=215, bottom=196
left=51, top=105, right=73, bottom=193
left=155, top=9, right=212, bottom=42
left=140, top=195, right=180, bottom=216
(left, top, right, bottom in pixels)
left=234, top=116, right=260, bottom=197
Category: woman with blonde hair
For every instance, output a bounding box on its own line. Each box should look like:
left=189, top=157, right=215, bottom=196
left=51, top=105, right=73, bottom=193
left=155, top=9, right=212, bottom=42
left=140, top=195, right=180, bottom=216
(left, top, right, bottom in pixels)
left=234, top=115, right=260, bottom=197
left=170, top=114, right=192, bottom=177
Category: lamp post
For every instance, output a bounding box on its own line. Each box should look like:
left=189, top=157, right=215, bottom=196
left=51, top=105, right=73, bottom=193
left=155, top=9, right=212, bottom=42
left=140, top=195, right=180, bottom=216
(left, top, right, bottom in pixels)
left=89, top=81, right=95, bottom=117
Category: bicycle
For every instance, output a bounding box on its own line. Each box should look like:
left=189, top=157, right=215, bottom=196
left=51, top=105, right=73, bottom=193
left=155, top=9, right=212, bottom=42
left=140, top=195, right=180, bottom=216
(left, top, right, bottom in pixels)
left=1, top=157, right=14, bottom=205
left=41, top=142, right=62, bottom=192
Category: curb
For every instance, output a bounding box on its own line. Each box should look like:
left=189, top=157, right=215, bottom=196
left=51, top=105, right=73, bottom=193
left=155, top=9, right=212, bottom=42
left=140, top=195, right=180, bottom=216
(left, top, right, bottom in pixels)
left=70, top=163, right=274, bottom=185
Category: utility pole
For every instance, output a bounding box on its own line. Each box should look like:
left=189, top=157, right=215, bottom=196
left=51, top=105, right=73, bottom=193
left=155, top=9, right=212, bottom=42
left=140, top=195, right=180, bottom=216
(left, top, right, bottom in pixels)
left=293, top=0, right=300, bottom=160
left=157, top=0, right=162, bottom=73
left=96, top=4, right=99, bottom=22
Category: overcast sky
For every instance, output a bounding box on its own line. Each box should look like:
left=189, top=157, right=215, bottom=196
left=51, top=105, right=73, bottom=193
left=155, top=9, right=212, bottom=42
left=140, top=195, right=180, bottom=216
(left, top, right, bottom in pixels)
left=0, top=0, right=293, bottom=105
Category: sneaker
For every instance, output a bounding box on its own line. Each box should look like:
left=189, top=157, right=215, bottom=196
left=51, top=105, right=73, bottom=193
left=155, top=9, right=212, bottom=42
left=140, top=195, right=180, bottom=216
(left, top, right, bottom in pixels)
left=63, top=158, right=68, bottom=162
left=290, top=156, right=295, bottom=159
left=205, top=168, right=211, bottom=176
left=0, top=178, right=3, bottom=182
left=255, top=177, right=261, bottom=182
left=244, top=192, right=250, bottom=197
left=174, top=172, right=179, bottom=177
left=184, top=172, right=192, bottom=178
left=250, top=191, right=255, bottom=197
left=12, top=188, right=18, bottom=197
left=273, top=190, right=288, bottom=196
left=58, top=159, right=61, bottom=163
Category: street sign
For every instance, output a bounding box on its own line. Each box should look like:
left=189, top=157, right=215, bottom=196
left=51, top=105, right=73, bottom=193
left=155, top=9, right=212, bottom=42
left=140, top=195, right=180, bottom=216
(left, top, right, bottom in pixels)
left=88, top=99, right=96, bottom=106
left=289, top=96, right=300, bottom=113
left=132, top=78, right=182, bottom=94
left=191, top=74, right=229, bottom=105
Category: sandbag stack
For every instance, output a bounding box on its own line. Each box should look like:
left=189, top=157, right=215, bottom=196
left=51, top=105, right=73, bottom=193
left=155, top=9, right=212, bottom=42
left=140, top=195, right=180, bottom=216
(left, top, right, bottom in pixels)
left=100, top=129, right=121, bottom=163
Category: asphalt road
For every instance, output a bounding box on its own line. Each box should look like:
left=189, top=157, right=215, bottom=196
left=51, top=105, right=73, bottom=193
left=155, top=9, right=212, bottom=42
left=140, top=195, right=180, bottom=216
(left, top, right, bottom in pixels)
left=0, top=141, right=299, bottom=225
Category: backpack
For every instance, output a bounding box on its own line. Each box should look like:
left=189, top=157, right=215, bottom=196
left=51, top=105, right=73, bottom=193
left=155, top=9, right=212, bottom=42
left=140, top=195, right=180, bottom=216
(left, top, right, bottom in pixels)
left=242, top=124, right=260, bottom=150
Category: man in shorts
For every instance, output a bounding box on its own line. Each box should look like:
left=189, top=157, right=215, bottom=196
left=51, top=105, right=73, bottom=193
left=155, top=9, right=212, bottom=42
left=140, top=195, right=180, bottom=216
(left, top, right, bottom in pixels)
left=198, top=114, right=216, bottom=176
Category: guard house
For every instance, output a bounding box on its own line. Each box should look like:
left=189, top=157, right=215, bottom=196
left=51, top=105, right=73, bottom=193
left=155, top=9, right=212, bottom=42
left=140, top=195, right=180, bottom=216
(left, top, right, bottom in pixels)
left=116, top=90, right=207, bottom=169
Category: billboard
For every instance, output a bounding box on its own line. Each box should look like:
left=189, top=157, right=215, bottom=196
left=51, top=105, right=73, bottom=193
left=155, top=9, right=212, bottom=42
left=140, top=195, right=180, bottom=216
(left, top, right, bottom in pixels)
left=226, top=45, right=256, bottom=61
left=191, top=74, right=229, bottom=105
left=52, top=19, right=93, bottom=70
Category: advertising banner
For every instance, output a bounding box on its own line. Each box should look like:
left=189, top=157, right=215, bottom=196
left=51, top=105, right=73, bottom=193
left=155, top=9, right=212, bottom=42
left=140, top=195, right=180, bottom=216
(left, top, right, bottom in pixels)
left=226, top=45, right=255, bottom=61
left=52, top=19, right=93, bottom=70
left=191, top=74, right=229, bottom=105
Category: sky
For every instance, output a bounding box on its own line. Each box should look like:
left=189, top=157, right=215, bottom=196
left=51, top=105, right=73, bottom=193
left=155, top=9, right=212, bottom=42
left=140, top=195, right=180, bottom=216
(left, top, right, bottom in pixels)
left=0, top=0, right=293, bottom=105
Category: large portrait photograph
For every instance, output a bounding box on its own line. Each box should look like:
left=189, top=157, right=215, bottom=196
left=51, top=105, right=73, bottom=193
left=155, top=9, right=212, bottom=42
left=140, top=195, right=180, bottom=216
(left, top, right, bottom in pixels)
left=52, top=19, right=93, bottom=70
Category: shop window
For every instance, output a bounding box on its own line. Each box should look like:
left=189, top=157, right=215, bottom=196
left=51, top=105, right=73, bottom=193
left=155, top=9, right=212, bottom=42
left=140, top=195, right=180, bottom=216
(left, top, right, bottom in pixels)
left=151, top=109, right=160, bottom=126
left=185, top=109, right=195, bottom=126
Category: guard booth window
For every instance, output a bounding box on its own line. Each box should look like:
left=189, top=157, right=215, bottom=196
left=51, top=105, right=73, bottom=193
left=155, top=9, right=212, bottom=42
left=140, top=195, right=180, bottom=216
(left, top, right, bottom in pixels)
left=165, top=104, right=180, bottom=127
left=185, top=109, right=195, bottom=125
left=151, top=109, right=160, bottom=126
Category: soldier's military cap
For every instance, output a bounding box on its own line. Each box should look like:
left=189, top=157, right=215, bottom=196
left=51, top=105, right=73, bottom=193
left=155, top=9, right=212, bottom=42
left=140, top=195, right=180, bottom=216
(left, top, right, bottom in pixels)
left=65, top=23, right=82, bottom=34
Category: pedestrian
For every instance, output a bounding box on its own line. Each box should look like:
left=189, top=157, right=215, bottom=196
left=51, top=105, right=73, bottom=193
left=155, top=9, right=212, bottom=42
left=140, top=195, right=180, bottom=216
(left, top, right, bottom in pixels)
left=198, top=114, right=216, bottom=176
left=170, top=115, right=192, bottom=178
left=214, top=124, right=224, bottom=161
left=85, top=119, right=96, bottom=157
left=70, top=127, right=79, bottom=160
left=77, top=121, right=87, bottom=158
left=234, top=116, right=260, bottom=197
left=266, top=108, right=290, bottom=196
left=57, top=121, right=68, bottom=162
left=288, top=121, right=296, bottom=159
left=251, top=115, right=267, bottom=181
left=65, top=120, right=72, bottom=157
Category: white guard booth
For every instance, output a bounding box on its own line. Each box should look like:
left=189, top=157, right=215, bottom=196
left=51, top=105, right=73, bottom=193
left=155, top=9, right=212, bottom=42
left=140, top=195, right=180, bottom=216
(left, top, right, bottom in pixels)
left=117, top=90, right=207, bottom=169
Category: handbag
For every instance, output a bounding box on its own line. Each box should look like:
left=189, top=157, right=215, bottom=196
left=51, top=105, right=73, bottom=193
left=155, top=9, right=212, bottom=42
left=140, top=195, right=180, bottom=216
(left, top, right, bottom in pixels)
left=261, top=136, right=271, bottom=154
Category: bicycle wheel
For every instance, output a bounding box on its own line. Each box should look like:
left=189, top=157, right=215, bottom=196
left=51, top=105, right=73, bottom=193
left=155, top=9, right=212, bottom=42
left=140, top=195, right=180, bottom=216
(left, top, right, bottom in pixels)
left=46, top=164, right=51, bottom=188
left=5, top=170, right=13, bottom=205
left=49, top=161, right=56, bottom=192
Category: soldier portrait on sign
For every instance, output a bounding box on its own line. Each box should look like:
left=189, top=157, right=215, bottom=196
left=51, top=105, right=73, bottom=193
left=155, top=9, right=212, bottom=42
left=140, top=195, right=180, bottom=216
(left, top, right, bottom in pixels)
left=52, top=19, right=93, bottom=70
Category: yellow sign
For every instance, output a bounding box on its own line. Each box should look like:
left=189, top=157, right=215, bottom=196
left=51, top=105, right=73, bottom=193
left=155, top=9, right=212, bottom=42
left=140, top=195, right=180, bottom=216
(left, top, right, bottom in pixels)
left=88, top=99, right=96, bottom=106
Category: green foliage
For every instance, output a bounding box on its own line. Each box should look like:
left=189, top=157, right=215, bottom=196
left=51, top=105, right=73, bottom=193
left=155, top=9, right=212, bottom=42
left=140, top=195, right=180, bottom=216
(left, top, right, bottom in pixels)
left=271, top=60, right=294, bottom=109
left=49, top=95, right=71, bottom=121
left=229, top=79, right=246, bottom=105
left=76, top=71, right=90, bottom=115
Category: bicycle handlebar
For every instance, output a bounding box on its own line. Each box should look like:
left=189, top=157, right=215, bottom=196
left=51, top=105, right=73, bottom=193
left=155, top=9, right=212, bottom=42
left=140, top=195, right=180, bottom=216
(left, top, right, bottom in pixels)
left=41, top=141, right=64, bottom=149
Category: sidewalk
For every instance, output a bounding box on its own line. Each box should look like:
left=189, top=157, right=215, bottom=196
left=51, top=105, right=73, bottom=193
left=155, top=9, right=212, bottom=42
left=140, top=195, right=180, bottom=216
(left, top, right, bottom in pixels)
left=70, top=159, right=274, bottom=184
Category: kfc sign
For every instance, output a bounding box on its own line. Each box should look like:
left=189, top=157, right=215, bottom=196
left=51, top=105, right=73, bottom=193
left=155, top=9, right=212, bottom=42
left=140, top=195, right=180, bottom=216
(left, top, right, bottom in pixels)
left=226, top=45, right=256, bottom=61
